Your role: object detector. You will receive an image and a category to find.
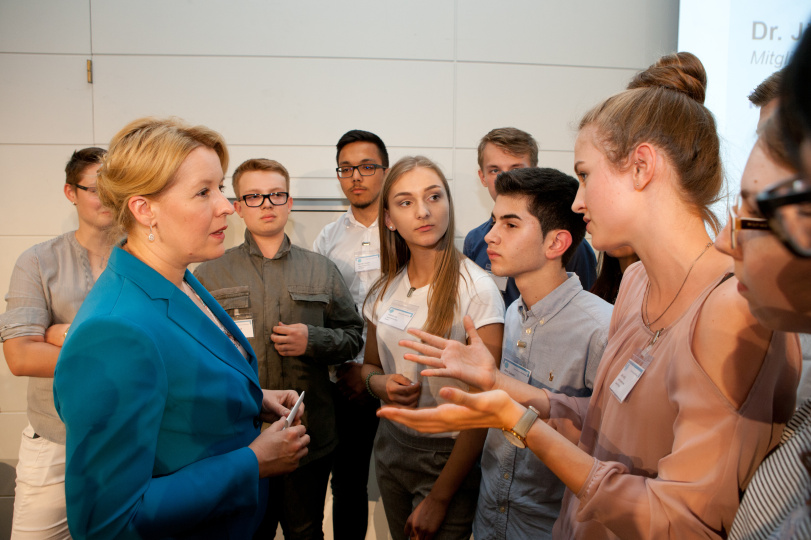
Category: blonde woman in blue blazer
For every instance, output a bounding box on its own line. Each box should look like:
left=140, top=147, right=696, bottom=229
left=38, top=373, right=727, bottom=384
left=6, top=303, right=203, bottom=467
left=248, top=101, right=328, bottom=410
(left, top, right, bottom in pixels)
left=53, top=117, right=310, bottom=539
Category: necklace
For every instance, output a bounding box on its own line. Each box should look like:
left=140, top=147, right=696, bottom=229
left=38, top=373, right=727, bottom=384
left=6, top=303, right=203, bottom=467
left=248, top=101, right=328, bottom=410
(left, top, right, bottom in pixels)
left=643, top=241, right=713, bottom=330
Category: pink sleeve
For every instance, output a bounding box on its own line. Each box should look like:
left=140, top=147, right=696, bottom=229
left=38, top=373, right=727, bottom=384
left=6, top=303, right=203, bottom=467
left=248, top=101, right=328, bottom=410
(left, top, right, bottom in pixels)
left=571, top=383, right=788, bottom=539
left=546, top=391, right=590, bottom=445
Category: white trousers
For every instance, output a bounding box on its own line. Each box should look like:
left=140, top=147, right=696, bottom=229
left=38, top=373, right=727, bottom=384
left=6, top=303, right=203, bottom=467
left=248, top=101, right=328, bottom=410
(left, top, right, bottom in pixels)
left=10, top=424, right=71, bottom=540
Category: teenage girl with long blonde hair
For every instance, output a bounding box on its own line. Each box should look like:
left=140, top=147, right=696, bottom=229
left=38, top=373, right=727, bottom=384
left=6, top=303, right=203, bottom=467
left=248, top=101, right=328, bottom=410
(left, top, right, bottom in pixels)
left=361, top=155, right=504, bottom=540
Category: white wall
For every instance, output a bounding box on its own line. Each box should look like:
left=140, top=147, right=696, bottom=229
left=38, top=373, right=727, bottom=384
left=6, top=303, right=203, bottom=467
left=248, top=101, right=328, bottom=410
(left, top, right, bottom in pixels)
left=0, top=0, right=678, bottom=536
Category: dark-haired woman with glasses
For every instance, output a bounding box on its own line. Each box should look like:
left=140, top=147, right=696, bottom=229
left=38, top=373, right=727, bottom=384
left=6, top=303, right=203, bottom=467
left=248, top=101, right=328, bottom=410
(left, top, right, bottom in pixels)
left=1, top=147, right=112, bottom=539
left=720, top=129, right=811, bottom=539
left=720, top=26, right=811, bottom=537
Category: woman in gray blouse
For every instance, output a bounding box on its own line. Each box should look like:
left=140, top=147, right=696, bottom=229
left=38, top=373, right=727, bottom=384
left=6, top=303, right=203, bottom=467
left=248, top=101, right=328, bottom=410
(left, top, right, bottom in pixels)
left=1, top=147, right=112, bottom=539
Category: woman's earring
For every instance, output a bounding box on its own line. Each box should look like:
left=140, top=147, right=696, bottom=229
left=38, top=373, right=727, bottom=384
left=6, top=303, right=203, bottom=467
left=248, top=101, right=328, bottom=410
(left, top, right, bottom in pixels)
left=148, top=225, right=155, bottom=242
left=389, top=226, right=395, bottom=231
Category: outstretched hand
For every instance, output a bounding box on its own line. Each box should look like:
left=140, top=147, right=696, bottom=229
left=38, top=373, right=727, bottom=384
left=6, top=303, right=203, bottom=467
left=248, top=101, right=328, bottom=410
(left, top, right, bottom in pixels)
left=377, top=387, right=523, bottom=433
left=399, top=315, right=499, bottom=391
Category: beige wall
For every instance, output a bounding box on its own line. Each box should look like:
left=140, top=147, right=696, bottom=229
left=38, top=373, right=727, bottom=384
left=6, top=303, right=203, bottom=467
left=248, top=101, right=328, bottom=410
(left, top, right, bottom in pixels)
left=0, top=0, right=678, bottom=536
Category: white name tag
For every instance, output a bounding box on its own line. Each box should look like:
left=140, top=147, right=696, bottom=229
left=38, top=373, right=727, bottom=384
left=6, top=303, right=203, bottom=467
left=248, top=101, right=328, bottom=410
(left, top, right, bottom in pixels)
left=502, top=358, right=531, bottom=384
left=235, top=318, right=254, bottom=338
left=379, top=301, right=418, bottom=331
left=609, top=350, right=651, bottom=403
left=355, top=252, right=381, bottom=272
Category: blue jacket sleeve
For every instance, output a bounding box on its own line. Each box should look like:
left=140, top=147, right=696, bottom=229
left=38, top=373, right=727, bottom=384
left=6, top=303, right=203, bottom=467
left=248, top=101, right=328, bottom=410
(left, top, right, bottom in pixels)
left=54, top=316, right=259, bottom=539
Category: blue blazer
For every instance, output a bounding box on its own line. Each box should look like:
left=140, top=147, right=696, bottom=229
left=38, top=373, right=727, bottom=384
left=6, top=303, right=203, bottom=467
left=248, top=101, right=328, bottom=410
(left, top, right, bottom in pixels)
left=54, top=247, right=267, bottom=539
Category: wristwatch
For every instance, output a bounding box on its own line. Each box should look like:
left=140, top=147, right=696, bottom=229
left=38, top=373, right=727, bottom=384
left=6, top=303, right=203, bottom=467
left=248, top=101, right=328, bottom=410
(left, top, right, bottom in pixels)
left=502, top=405, right=540, bottom=448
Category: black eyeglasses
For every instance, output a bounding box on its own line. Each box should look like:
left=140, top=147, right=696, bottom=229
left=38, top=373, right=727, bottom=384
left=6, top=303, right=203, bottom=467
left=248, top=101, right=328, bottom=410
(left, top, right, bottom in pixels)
left=336, top=164, right=386, bottom=178
left=74, top=184, right=98, bottom=195
left=756, top=176, right=811, bottom=257
left=240, top=192, right=289, bottom=207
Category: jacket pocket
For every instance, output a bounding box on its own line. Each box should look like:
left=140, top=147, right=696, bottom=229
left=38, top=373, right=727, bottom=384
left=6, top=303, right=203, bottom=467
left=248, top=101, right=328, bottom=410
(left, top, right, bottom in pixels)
left=287, top=287, right=329, bottom=327
left=210, top=286, right=251, bottom=316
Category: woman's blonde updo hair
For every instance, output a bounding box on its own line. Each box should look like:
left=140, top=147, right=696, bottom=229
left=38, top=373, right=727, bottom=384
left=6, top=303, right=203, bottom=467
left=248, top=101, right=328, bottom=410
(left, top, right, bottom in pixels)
left=98, top=117, right=229, bottom=235
left=580, top=52, right=723, bottom=232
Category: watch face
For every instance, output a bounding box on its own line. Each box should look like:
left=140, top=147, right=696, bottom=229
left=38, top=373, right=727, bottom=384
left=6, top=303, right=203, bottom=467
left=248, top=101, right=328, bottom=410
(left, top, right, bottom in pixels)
left=502, top=429, right=526, bottom=449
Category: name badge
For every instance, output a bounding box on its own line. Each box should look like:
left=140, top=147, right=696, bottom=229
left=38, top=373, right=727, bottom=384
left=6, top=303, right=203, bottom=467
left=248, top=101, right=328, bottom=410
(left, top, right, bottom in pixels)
left=609, top=350, right=652, bottom=403
left=234, top=318, right=254, bottom=338
left=379, top=301, right=418, bottom=331
left=501, top=358, right=531, bottom=384
left=355, top=251, right=381, bottom=272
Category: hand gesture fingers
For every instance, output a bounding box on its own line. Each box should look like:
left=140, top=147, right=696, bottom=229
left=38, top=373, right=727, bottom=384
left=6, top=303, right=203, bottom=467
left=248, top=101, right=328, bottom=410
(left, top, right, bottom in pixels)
left=378, top=388, right=518, bottom=432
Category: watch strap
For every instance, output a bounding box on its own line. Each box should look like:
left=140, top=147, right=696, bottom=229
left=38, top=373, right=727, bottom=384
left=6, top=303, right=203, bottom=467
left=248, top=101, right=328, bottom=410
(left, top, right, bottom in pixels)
left=506, top=405, right=540, bottom=445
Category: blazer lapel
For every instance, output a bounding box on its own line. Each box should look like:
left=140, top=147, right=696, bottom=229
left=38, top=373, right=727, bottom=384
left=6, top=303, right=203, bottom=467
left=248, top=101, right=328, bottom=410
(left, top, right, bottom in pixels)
left=166, top=274, right=262, bottom=392
left=107, top=247, right=261, bottom=391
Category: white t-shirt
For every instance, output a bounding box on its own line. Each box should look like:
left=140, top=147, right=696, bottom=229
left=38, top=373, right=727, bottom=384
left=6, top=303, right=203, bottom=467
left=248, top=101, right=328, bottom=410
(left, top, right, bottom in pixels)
left=364, top=258, right=505, bottom=437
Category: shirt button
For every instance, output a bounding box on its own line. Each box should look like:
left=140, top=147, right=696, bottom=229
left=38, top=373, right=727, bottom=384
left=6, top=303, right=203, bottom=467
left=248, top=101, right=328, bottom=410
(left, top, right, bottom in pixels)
left=525, top=328, right=532, bottom=334
left=503, top=473, right=510, bottom=479
left=499, top=506, right=506, bottom=513
left=253, top=418, right=261, bottom=428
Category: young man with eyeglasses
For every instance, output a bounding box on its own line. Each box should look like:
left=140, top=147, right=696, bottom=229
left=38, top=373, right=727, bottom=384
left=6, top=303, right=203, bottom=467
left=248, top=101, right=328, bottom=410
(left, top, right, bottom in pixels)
left=312, top=130, right=387, bottom=540
left=195, top=158, right=363, bottom=540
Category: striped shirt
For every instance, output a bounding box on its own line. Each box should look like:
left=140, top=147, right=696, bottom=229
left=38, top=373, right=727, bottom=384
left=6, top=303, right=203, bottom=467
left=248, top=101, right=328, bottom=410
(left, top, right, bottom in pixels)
left=730, top=399, right=811, bottom=539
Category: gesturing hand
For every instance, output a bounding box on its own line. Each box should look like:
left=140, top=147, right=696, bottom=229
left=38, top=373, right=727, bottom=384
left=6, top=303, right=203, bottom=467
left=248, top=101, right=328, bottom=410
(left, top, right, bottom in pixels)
left=272, top=322, right=308, bottom=357
left=377, top=387, right=522, bottom=433
left=399, top=315, right=499, bottom=391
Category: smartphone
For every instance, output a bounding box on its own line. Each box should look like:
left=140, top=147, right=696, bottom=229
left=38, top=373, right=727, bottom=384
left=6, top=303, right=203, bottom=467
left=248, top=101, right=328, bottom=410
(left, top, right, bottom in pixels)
left=283, top=391, right=305, bottom=429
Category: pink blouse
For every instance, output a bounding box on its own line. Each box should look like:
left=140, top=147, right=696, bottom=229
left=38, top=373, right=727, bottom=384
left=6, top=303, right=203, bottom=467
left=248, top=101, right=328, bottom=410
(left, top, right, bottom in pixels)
left=549, top=262, right=800, bottom=539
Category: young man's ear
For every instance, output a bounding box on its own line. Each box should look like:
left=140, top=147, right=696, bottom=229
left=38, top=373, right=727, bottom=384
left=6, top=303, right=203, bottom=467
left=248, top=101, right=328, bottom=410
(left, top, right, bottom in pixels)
left=545, top=229, right=573, bottom=261
left=478, top=168, right=487, bottom=188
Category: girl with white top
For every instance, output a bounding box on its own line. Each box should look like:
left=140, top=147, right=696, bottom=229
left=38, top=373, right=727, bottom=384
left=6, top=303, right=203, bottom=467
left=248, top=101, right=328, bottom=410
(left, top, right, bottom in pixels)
left=361, top=155, right=504, bottom=540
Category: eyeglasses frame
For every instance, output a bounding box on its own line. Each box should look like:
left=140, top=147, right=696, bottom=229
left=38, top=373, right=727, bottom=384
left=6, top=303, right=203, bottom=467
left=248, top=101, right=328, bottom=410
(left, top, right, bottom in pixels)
left=729, top=193, right=771, bottom=251
left=755, top=175, right=811, bottom=257
left=73, top=184, right=98, bottom=195
left=335, top=164, right=386, bottom=179
left=240, top=192, right=290, bottom=207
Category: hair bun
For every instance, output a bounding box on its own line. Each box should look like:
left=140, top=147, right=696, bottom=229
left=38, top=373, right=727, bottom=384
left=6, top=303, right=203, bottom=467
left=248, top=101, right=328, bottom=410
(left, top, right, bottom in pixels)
left=627, top=52, right=707, bottom=104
